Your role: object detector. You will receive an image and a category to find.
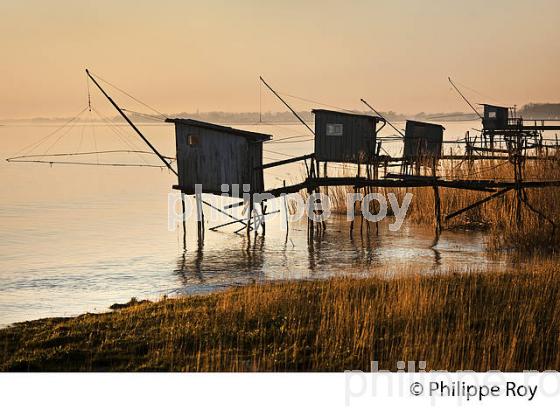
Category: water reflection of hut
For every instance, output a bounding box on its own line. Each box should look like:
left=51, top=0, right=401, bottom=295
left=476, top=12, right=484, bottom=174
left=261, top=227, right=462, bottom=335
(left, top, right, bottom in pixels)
left=166, top=118, right=271, bottom=195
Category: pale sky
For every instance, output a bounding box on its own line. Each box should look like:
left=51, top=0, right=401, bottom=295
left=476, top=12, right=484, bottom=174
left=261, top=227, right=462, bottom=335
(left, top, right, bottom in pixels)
left=1, top=0, right=559, bottom=118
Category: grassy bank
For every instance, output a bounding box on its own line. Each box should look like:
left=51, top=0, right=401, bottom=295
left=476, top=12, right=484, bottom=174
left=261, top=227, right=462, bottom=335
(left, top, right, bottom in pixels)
left=1, top=263, right=559, bottom=371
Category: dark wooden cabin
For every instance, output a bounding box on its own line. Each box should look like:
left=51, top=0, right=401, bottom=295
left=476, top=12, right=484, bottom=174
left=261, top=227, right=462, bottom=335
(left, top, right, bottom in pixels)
left=403, top=120, right=445, bottom=163
left=166, top=118, right=271, bottom=196
left=482, top=104, right=509, bottom=131
left=312, top=109, right=382, bottom=163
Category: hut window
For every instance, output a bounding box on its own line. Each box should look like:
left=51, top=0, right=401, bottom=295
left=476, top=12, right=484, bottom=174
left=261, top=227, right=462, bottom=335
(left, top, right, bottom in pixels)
left=488, top=111, right=497, bottom=119
left=326, top=123, right=343, bottom=136
left=187, top=135, right=199, bottom=146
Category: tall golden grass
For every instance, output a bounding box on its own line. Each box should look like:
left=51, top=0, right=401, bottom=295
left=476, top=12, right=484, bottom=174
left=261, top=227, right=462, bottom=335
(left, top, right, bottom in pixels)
left=1, top=262, right=559, bottom=371
left=316, top=155, right=560, bottom=252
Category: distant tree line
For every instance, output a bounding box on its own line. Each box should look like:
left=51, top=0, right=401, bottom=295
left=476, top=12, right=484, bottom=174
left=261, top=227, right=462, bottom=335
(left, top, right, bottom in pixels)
left=519, top=103, right=560, bottom=119
left=5, top=103, right=559, bottom=124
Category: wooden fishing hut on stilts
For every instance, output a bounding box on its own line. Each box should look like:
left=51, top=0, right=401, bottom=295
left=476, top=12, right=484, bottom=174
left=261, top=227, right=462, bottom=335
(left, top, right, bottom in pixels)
left=312, top=109, right=385, bottom=235
left=83, top=69, right=276, bottom=244
left=79, top=70, right=560, bottom=244
left=166, top=118, right=272, bottom=241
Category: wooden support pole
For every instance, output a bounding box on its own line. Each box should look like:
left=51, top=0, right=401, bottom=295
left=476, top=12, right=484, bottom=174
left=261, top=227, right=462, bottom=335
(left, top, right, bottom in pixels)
left=358, top=163, right=364, bottom=236
left=253, top=203, right=259, bottom=238
left=261, top=202, right=267, bottom=236
left=365, top=163, right=372, bottom=233
left=432, top=158, right=442, bottom=234
left=315, top=158, right=325, bottom=234
left=306, top=163, right=315, bottom=239
left=283, top=180, right=289, bottom=236
left=359, top=164, right=365, bottom=235
left=513, top=135, right=523, bottom=228
left=375, top=142, right=382, bottom=234
left=307, top=186, right=314, bottom=240
left=322, top=161, right=328, bottom=233
left=259, top=76, right=315, bottom=135
left=195, top=192, right=204, bottom=241
left=349, top=172, right=360, bottom=235
left=247, top=197, right=253, bottom=239
left=85, top=69, right=177, bottom=176
left=433, top=180, right=442, bottom=234
left=181, top=192, right=187, bottom=249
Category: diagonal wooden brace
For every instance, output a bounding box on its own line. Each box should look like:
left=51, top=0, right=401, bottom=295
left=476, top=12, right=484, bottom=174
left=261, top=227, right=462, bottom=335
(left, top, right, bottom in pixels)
left=445, top=187, right=513, bottom=221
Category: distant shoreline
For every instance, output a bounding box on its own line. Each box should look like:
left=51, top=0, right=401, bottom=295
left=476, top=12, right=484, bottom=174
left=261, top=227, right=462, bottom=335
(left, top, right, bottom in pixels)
left=0, top=112, right=479, bottom=125
left=0, top=117, right=479, bottom=127
left=3, top=102, right=559, bottom=126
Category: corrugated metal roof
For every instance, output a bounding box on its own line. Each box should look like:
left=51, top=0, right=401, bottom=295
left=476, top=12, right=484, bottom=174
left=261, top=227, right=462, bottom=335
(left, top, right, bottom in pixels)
left=165, top=118, right=271, bottom=141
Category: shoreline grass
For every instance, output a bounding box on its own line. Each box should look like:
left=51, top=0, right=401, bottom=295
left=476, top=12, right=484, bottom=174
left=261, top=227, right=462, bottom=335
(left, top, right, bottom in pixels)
left=1, top=263, right=559, bottom=372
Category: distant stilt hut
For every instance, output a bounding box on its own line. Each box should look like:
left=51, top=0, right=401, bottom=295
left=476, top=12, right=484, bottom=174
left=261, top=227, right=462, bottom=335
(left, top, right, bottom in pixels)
left=403, top=120, right=445, bottom=174
left=481, top=104, right=510, bottom=131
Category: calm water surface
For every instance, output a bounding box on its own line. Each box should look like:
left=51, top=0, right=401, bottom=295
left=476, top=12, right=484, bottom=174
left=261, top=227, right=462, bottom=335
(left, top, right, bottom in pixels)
left=0, top=120, right=508, bottom=326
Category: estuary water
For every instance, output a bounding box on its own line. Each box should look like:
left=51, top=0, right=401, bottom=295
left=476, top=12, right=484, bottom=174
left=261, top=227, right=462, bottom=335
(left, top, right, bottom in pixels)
left=0, top=120, right=507, bottom=326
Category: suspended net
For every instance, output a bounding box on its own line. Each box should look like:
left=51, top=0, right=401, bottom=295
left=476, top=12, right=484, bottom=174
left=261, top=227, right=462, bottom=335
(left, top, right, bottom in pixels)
left=5, top=72, right=175, bottom=171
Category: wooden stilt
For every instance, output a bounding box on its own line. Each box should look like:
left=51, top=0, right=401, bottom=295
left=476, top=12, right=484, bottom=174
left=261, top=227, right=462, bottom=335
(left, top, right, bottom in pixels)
left=349, top=165, right=361, bottom=236
left=364, top=163, right=371, bottom=234
left=261, top=201, right=267, bottom=236
left=374, top=142, right=382, bottom=235
left=358, top=163, right=364, bottom=236
left=181, top=192, right=187, bottom=249
left=322, top=161, right=327, bottom=233
left=282, top=180, right=289, bottom=236
left=195, top=191, right=204, bottom=240
left=247, top=196, right=253, bottom=239
left=253, top=202, right=258, bottom=238
left=513, top=134, right=524, bottom=229
left=432, top=158, right=442, bottom=234
left=307, top=185, right=314, bottom=240
left=317, top=161, right=328, bottom=234
left=307, top=161, right=315, bottom=240
left=359, top=164, right=365, bottom=235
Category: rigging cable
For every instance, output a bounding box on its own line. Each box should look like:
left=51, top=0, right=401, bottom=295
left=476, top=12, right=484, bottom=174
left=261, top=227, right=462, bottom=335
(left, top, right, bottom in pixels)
left=7, top=150, right=174, bottom=160
left=448, top=77, right=483, bottom=119
left=8, top=107, right=88, bottom=159
left=6, top=159, right=167, bottom=168
left=277, top=91, right=358, bottom=114
left=121, top=108, right=168, bottom=122
left=86, top=70, right=166, bottom=119
left=91, top=107, right=160, bottom=167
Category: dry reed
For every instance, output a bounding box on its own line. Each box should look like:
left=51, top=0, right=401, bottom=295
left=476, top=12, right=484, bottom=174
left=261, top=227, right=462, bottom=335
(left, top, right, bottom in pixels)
left=1, top=262, right=559, bottom=371
left=315, top=155, right=560, bottom=252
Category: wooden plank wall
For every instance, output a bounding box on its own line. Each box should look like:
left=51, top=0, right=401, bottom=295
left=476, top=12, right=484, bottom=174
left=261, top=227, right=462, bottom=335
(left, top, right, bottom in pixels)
left=175, top=124, right=265, bottom=195
left=314, top=112, right=377, bottom=163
